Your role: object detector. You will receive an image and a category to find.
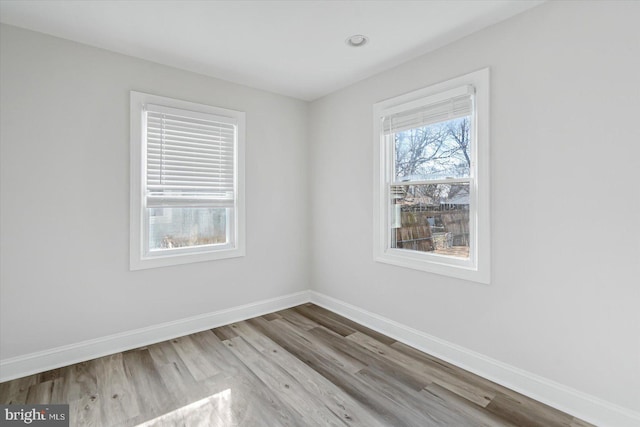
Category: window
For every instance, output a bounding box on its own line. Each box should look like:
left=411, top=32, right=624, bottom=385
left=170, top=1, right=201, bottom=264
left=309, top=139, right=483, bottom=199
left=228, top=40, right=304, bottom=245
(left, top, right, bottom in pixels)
left=130, top=92, right=245, bottom=270
left=373, top=69, right=490, bottom=283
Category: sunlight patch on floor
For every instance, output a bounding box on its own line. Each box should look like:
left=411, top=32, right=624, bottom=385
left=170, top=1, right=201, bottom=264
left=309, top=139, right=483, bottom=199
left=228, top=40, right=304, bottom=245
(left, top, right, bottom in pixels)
left=137, top=389, right=232, bottom=426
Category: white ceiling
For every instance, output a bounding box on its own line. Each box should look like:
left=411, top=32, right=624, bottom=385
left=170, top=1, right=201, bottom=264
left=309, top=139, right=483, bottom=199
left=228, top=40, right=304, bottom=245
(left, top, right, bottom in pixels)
left=0, top=0, right=543, bottom=100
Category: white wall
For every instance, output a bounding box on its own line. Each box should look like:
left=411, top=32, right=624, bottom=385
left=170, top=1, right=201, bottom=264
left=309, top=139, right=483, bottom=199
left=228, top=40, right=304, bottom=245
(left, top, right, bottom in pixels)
left=309, top=1, right=640, bottom=413
left=0, top=24, right=309, bottom=359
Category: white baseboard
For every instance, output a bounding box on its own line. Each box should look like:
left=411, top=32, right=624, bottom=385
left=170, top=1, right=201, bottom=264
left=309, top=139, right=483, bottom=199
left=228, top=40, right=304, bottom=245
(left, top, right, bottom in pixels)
left=309, top=291, right=640, bottom=427
left=0, top=290, right=310, bottom=383
left=2, top=289, right=638, bottom=427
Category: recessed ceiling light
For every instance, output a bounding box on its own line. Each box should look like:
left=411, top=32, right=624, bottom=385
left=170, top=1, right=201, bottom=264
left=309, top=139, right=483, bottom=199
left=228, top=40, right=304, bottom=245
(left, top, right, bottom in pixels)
left=346, top=34, right=368, bottom=47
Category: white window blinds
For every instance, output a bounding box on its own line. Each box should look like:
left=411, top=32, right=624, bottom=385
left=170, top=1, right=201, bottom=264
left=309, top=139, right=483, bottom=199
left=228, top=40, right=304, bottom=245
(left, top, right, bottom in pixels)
left=144, top=104, right=237, bottom=208
left=382, top=85, right=474, bottom=134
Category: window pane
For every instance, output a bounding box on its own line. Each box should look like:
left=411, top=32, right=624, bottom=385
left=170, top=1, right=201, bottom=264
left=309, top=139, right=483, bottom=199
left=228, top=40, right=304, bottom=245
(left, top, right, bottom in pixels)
left=394, top=116, right=471, bottom=181
left=391, top=183, right=469, bottom=259
left=148, top=207, right=229, bottom=251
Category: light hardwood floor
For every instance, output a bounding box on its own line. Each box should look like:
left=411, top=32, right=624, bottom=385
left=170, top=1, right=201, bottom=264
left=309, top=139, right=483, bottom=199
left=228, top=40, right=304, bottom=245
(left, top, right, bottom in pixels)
left=0, top=304, right=594, bottom=426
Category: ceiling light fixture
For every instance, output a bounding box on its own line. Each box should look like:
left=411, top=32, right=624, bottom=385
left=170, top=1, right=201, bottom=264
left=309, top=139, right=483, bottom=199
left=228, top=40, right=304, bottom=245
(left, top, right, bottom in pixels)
left=346, top=34, right=368, bottom=47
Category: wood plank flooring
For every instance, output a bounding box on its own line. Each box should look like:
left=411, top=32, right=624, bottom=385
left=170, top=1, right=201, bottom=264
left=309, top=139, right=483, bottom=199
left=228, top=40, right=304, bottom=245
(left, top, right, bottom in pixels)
left=0, top=304, right=594, bottom=426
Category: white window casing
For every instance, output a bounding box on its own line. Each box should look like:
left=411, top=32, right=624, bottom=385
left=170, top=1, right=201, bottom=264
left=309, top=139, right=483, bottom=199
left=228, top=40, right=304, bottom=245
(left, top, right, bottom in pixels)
left=373, top=69, right=490, bottom=284
left=130, top=91, right=245, bottom=270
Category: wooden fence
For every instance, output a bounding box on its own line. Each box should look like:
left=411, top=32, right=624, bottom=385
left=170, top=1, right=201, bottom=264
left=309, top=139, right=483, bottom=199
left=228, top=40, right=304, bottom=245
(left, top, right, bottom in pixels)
left=395, top=208, right=469, bottom=252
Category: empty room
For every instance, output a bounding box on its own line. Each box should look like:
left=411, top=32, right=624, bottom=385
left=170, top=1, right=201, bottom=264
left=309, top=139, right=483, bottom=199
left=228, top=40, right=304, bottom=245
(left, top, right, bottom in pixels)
left=0, top=1, right=638, bottom=426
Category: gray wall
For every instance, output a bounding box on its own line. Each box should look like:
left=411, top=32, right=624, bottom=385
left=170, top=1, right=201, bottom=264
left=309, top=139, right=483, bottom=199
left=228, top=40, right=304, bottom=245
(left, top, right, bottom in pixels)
left=0, top=24, right=309, bottom=359
left=308, top=1, right=639, bottom=412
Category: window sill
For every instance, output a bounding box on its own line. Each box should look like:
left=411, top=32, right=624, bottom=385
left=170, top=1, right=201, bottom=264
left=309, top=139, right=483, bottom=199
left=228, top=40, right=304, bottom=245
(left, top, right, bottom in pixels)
left=130, top=246, right=245, bottom=271
left=375, top=250, right=489, bottom=284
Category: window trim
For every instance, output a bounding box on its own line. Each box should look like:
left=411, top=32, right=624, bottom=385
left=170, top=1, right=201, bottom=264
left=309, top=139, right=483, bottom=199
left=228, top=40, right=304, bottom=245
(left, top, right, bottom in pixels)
left=372, top=69, right=490, bottom=284
left=130, top=91, right=245, bottom=270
